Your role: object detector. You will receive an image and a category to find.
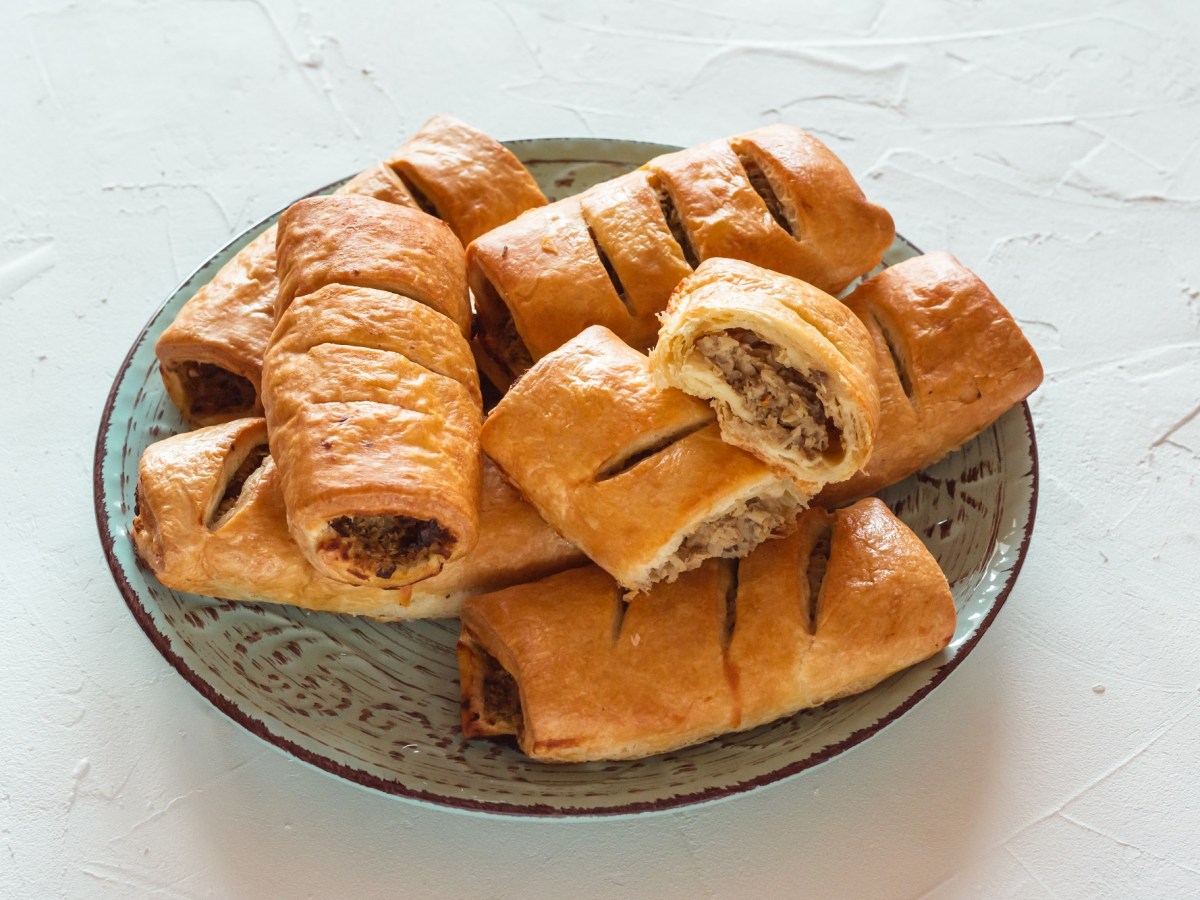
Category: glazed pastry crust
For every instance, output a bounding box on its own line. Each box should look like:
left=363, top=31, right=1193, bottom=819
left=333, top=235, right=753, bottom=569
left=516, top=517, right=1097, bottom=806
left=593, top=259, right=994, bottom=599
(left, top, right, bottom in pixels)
left=131, top=420, right=584, bottom=618
left=458, top=498, right=956, bottom=762
left=273, top=195, right=470, bottom=331
left=263, top=280, right=482, bottom=588
left=156, top=117, right=543, bottom=426
left=468, top=124, right=893, bottom=382
left=386, top=114, right=547, bottom=245
left=155, top=172, right=418, bottom=427
left=480, top=326, right=802, bottom=593
left=652, top=257, right=881, bottom=492
left=817, top=252, right=1044, bottom=506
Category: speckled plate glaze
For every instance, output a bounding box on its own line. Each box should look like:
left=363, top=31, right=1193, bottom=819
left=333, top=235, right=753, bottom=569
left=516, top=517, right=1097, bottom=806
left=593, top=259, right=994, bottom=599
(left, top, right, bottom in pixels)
left=95, top=138, right=1038, bottom=818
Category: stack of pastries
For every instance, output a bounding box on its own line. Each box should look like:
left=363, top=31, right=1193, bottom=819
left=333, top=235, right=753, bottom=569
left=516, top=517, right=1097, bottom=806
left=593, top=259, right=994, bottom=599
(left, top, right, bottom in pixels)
left=131, top=116, right=1043, bottom=763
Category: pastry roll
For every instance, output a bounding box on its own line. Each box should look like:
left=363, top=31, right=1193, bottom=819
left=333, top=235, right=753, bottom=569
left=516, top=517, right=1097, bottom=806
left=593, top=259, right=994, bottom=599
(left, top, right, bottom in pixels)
left=263, top=199, right=481, bottom=588
left=386, top=114, right=547, bottom=245
left=816, top=252, right=1044, bottom=506
left=651, top=258, right=881, bottom=492
left=469, top=124, right=893, bottom=384
left=130, top=420, right=585, bottom=619
left=155, top=115, right=545, bottom=427
left=272, top=194, right=471, bottom=330
left=458, top=498, right=956, bottom=762
left=480, top=326, right=804, bottom=593
left=155, top=174, right=418, bottom=428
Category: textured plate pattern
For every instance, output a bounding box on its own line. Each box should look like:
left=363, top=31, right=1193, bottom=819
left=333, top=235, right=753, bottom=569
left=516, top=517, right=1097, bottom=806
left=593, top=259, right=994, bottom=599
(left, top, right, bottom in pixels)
left=95, top=138, right=1037, bottom=818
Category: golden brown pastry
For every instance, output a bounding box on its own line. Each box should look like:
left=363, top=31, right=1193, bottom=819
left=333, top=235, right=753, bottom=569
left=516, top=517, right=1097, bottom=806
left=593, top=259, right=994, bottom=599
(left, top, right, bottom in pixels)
left=817, top=252, right=1043, bottom=506
left=458, top=498, right=956, bottom=762
left=480, top=326, right=804, bottom=593
left=651, top=258, right=881, bottom=492
left=469, top=124, right=894, bottom=385
left=263, top=199, right=481, bottom=588
left=272, top=194, right=471, bottom=329
left=386, top=114, right=547, bottom=246
left=155, top=115, right=546, bottom=427
left=130, top=419, right=585, bottom=619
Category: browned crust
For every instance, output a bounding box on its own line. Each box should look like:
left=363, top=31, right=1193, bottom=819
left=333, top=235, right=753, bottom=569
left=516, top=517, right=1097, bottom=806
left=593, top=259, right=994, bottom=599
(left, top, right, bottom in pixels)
left=458, top=498, right=955, bottom=762
left=817, top=252, right=1044, bottom=505
left=467, top=124, right=894, bottom=383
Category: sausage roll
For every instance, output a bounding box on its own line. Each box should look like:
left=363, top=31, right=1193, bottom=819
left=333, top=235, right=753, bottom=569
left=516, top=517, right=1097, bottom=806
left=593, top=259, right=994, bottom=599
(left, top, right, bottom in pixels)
left=652, top=258, right=881, bottom=492
left=458, top=498, right=956, bottom=762
left=469, top=124, right=894, bottom=384
left=155, top=115, right=545, bottom=427
left=817, top=252, right=1044, bottom=506
left=386, top=114, right=547, bottom=246
left=131, top=420, right=585, bottom=619
left=272, top=194, right=472, bottom=330
left=480, top=326, right=804, bottom=594
left=263, top=199, right=481, bottom=588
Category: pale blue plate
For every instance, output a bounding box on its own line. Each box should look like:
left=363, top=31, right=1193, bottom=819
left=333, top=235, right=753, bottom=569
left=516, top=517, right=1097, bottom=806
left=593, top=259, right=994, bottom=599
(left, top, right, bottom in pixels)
left=95, top=138, right=1037, bottom=818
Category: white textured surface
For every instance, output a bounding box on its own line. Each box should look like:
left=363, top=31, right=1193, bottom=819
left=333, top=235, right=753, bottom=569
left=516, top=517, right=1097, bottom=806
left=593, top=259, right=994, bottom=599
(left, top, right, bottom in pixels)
left=3, top=1, right=1199, bottom=896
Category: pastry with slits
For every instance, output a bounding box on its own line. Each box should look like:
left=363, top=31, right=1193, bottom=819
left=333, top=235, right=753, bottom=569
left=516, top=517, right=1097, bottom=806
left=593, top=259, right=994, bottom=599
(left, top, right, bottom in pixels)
left=262, top=196, right=482, bottom=588
left=468, top=124, right=894, bottom=386
left=651, top=258, right=881, bottom=493
left=130, top=419, right=586, bottom=619
left=816, top=252, right=1043, bottom=506
left=155, top=114, right=546, bottom=427
left=480, top=325, right=804, bottom=594
left=457, top=498, right=956, bottom=762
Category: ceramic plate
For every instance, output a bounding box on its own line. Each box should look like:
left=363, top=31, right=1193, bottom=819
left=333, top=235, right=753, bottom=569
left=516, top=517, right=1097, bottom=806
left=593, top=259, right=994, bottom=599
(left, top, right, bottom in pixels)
left=95, top=137, right=1038, bottom=818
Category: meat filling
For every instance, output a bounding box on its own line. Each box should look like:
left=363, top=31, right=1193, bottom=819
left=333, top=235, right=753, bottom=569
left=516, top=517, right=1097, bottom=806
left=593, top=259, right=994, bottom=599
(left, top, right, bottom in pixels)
left=321, top=515, right=456, bottom=580
left=696, top=328, right=842, bottom=459
left=181, top=362, right=257, bottom=419
left=480, top=651, right=523, bottom=735
left=210, top=445, right=270, bottom=527
left=647, top=493, right=799, bottom=586
left=739, top=154, right=794, bottom=236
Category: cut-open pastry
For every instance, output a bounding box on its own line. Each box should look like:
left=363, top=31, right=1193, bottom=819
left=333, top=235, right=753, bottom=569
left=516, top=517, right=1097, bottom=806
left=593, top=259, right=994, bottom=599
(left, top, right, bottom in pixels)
left=155, top=115, right=545, bottom=427
left=263, top=198, right=481, bottom=588
left=469, top=124, right=894, bottom=386
left=458, top=498, right=956, bottom=762
left=131, top=419, right=585, bottom=619
left=816, top=252, right=1044, bottom=506
left=652, top=258, right=881, bottom=492
left=480, top=325, right=804, bottom=593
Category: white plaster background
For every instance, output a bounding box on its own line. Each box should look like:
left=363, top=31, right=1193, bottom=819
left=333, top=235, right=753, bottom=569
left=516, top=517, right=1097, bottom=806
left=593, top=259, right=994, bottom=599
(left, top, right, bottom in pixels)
left=2, top=0, right=1198, bottom=896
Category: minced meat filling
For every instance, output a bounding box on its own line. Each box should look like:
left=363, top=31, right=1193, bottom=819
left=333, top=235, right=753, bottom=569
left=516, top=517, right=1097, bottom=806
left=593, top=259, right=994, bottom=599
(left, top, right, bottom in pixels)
left=211, top=445, right=270, bottom=526
left=739, top=155, right=794, bottom=236
left=321, top=515, right=455, bottom=580
left=696, top=328, right=842, bottom=458
left=183, top=362, right=257, bottom=418
left=648, top=493, right=798, bottom=586
left=480, top=652, right=522, bottom=734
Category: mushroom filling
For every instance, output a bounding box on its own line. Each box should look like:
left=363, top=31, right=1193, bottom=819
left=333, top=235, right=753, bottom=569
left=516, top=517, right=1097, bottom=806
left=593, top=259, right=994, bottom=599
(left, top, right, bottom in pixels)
left=320, top=515, right=455, bottom=580
left=648, top=493, right=800, bottom=587
left=181, top=362, right=257, bottom=419
left=695, top=328, right=842, bottom=458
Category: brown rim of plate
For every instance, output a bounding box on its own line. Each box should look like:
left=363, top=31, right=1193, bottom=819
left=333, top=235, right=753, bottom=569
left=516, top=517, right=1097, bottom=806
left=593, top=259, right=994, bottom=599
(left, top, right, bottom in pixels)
left=92, top=145, right=1039, bottom=819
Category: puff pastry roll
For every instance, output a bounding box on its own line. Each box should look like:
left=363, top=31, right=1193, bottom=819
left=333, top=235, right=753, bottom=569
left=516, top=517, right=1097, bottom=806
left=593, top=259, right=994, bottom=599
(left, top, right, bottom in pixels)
left=480, top=326, right=804, bottom=593
left=817, top=252, right=1043, bottom=506
left=263, top=200, right=481, bottom=588
left=155, top=115, right=545, bottom=427
left=386, top=114, right=547, bottom=245
left=131, top=420, right=584, bottom=619
left=458, top=498, right=956, bottom=762
left=272, top=194, right=471, bottom=330
left=469, top=124, right=893, bottom=385
left=652, top=258, right=880, bottom=492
